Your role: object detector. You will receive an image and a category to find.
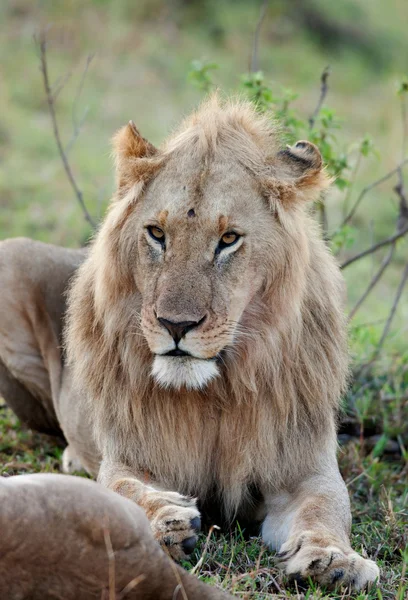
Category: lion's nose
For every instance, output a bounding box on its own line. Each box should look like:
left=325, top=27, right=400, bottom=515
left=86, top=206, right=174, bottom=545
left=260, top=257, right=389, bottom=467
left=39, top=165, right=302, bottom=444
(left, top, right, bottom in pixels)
left=157, top=316, right=205, bottom=343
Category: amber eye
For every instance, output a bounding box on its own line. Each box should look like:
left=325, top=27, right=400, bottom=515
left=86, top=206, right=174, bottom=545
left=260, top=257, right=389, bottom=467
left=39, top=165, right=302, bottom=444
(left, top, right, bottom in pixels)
left=147, top=226, right=165, bottom=244
left=217, top=232, right=240, bottom=252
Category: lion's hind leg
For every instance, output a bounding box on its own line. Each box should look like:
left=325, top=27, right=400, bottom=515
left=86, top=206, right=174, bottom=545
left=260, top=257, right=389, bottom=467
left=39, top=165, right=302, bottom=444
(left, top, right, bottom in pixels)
left=0, top=357, right=61, bottom=436
left=0, top=238, right=85, bottom=438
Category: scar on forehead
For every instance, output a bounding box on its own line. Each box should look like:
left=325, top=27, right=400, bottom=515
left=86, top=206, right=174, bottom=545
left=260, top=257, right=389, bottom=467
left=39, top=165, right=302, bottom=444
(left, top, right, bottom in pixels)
left=157, top=210, right=168, bottom=227
left=218, top=215, right=228, bottom=233
left=187, top=208, right=195, bottom=218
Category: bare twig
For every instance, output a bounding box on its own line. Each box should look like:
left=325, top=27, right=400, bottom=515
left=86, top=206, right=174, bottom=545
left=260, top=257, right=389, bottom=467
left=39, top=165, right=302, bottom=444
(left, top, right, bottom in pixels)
left=339, top=158, right=408, bottom=229
left=35, top=32, right=96, bottom=228
left=308, top=66, right=330, bottom=129
left=250, top=0, right=269, bottom=73
left=347, top=243, right=396, bottom=320
left=72, top=54, right=94, bottom=131
left=66, top=54, right=94, bottom=154
left=340, top=222, right=408, bottom=269
left=342, top=151, right=362, bottom=220
left=357, top=260, right=408, bottom=376
left=52, top=69, right=73, bottom=101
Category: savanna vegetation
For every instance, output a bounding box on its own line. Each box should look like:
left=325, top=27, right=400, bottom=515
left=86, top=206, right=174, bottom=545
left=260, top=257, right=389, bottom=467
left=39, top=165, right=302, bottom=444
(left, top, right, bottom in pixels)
left=0, top=1, right=407, bottom=598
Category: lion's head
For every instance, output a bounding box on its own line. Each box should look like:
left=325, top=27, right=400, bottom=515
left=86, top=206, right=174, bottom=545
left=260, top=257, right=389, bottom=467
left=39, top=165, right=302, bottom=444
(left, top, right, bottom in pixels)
left=74, top=97, right=332, bottom=391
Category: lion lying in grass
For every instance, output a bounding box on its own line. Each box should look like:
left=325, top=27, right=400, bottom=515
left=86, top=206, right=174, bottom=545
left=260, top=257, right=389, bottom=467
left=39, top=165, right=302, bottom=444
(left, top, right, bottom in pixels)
left=0, top=473, right=230, bottom=599
left=0, top=96, right=379, bottom=590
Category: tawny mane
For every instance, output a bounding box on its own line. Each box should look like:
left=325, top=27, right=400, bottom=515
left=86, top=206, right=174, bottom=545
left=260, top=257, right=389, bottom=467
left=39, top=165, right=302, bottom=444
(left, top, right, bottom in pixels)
left=65, top=96, right=348, bottom=518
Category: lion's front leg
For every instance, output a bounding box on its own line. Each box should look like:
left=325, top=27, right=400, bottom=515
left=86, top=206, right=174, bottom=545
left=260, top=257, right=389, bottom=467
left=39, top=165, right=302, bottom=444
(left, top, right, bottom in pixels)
left=98, top=459, right=201, bottom=561
left=261, top=471, right=379, bottom=590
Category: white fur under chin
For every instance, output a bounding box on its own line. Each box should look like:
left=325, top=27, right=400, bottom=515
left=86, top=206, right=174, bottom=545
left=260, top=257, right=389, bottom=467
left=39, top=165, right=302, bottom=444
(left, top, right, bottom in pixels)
left=152, top=356, right=219, bottom=390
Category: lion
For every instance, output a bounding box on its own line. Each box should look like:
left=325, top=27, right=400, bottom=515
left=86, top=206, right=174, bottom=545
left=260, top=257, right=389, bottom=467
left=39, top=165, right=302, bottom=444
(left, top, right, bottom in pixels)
left=0, top=96, right=379, bottom=590
left=1, top=473, right=231, bottom=599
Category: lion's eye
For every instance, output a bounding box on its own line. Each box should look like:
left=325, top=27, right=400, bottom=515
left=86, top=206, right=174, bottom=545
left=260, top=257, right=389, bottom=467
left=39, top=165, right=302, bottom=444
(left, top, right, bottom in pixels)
left=218, top=232, right=240, bottom=251
left=147, top=226, right=165, bottom=244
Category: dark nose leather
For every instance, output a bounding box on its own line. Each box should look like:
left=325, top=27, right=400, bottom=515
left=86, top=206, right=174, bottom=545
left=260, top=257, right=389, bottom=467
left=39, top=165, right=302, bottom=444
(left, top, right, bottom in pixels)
left=158, top=317, right=204, bottom=343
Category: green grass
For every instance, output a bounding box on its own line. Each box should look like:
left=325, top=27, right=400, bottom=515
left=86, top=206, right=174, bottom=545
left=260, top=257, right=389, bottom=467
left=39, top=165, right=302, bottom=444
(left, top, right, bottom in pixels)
left=1, top=366, right=406, bottom=599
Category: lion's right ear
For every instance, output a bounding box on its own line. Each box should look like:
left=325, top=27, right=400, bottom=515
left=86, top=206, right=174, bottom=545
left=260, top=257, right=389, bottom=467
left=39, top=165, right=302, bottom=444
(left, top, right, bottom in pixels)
left=112, top=121, right=158, bottom=193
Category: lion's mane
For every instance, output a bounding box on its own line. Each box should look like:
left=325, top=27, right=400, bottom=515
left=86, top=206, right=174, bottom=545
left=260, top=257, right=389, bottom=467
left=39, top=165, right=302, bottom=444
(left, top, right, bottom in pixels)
left=65, top=96, right=348, bottom=518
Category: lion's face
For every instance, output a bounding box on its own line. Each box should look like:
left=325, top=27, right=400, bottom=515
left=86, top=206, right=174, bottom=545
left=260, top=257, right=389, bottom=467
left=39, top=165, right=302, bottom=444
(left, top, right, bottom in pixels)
left=107, top=104, right=328, bottom=391
left=135, top=158, right=272, bottom=390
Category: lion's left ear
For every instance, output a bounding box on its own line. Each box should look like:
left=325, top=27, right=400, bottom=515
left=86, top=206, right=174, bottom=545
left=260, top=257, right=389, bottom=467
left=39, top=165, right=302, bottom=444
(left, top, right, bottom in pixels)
left=112, top=121, right=158, bottom=193
left=264, top=140, right=332, bottom=207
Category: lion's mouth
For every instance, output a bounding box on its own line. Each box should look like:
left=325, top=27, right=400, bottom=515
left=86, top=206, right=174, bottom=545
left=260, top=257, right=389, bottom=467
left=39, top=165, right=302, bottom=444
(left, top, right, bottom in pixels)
left=165, top=348, right=190, bottom=357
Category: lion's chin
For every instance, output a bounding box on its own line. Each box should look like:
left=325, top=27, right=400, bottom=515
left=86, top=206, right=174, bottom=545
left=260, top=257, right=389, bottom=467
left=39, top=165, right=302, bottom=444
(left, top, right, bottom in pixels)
left=151, top=355, right=219, bottom=390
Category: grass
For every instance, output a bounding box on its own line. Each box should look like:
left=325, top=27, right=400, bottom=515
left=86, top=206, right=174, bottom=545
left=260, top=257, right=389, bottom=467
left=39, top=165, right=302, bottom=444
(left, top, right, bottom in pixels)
left=1, top=365, right=406, bottom=599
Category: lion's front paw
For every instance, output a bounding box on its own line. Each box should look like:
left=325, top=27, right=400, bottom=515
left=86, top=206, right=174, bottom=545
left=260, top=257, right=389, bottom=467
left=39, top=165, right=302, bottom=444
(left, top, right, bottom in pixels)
left=142, top=490, right=201, bottom=561
left=277, top=531, right=379, bottom=590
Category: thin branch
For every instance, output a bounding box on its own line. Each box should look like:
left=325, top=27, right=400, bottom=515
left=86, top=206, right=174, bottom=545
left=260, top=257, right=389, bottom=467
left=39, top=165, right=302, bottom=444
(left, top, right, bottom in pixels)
left=347, top=243, right=395, bottom=320
left=342, top=151, right=362, bottom=221
left=340, top=158, right=408, bottom=229
left=340, top=222, right=408, bottom=269
left=308, top=66, right=330, bottom=129
left=52, top=69, right=73, bottom=101
left=357, top=260, right=408, bottom=376
left=250, top=0, right=269, bottom=73
left=72, top=54, right=94, bottom=131
left=35, top=32, right=96, bottom=228
left=66, top=54, right=94, bottom=154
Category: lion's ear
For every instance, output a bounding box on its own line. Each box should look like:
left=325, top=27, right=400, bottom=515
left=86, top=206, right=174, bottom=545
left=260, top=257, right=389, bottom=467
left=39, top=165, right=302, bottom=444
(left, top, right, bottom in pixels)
left=112, top=121, right=158, bottom=192
left=265, top=140, right=332, bottom=207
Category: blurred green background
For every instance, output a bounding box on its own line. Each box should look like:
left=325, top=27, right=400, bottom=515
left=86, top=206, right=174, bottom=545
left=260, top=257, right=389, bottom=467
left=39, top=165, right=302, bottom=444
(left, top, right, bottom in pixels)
left=1, top=0, right=408, bottom=358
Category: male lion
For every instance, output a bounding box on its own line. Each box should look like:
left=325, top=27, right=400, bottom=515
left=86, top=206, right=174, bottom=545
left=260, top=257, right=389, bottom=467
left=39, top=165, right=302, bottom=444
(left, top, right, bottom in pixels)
left=0, top=96, right=379, bottom=590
